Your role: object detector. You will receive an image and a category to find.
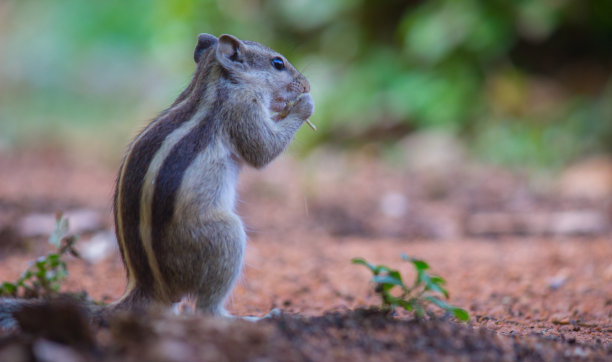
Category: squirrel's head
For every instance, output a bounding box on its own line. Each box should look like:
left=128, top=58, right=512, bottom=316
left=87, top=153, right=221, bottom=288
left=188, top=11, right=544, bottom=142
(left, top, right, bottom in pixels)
left=194, top=33, right=310, bottom=114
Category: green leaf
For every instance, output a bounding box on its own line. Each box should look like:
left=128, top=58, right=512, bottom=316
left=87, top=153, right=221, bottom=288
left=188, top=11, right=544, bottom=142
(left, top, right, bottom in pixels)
left=0, top=282, right=17, bottom=294
left=395, top=298, right=415, bottom=311
left=352, top=257, right=379, bottom=274
left=415, top=269, right=427, bottom=287
left=48, top=254, right=62, bottom=267
left=372, top=274, right=403, bottom=287
left=388, top=270, right=403, bottom=283
left=430, top=283, right=449, bottom=298
left=352, top=257, right=392, bottom=275
left=418, top=271, right=449, bottom=298
left=425, top=296, right=469, bottom=321
left=412, top=260, right=429, bottom=271
left=426, top=280, right=449, bottom=298
left=425, top=295, right=450, bottom=309
left=430, top=275, right=446, bottom=285
left=402, top=254, right=430, bottom=271
left=432, top=284, right=449, bottom=299
left=351, top=257, right=367, bottom=265
left=452, top=307, right=470, bottom=322
left=374, top=265, right=392, bottom=274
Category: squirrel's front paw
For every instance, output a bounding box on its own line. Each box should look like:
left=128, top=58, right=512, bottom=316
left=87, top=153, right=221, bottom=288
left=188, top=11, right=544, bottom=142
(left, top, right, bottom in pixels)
left=289, top=93, right=314, bottom=121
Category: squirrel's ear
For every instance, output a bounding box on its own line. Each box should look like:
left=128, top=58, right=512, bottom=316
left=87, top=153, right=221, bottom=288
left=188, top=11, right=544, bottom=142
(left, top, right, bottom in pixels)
left=216, top=34, right=245, bottom=69
left=194, top=33, right=218, bottom=63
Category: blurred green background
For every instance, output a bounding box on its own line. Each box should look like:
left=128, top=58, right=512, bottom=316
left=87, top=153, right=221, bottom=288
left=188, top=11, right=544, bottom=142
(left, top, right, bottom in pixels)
left=1, top=0, right=611, bottom=168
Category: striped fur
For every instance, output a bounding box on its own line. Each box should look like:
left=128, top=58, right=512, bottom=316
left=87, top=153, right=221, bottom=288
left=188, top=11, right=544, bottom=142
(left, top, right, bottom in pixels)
left=112, top=34, right=314, bottom=315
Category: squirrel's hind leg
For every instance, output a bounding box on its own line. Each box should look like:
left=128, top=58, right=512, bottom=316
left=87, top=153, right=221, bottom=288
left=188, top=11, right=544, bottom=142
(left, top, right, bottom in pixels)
left=189, top=212, right=246, bottom=317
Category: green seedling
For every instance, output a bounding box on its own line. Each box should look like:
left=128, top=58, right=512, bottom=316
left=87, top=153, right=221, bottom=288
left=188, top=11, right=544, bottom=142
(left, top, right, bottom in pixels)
left=0, top=213, right=80, bottom=298
left=352, top=253, right=469, bottom=321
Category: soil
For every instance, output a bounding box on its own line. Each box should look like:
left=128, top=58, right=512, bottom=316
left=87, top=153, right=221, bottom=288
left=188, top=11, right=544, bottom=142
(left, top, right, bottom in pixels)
left=0, top=149, right=610, bottom=361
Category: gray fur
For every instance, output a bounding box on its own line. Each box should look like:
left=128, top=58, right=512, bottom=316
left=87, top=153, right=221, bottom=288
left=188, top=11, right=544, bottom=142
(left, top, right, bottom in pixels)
left=194, top=33, right=218, bottom=63
left=114, top=33, right=314, bottom=317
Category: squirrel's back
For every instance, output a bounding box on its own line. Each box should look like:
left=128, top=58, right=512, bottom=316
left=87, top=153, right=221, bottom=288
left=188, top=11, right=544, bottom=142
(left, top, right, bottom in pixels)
left=114, top=45, right=232, bottom=306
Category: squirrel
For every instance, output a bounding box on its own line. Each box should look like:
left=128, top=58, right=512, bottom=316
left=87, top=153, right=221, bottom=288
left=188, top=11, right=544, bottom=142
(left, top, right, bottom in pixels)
left=113, top=32, right=313, bottom=316
left=0, top=33, right=314, bottom=327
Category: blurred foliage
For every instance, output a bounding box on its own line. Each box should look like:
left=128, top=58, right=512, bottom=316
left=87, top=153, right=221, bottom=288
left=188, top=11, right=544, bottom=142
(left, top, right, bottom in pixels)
left=0, top=0, right=611, bottom=167
left=0, top=213, right=79, bottom=298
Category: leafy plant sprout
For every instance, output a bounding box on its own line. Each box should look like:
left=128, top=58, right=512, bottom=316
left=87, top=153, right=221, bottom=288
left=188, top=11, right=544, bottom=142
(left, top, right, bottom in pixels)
left=0, top=213, right=80, bottom=298
left=352, top=253, right=469, bottom=321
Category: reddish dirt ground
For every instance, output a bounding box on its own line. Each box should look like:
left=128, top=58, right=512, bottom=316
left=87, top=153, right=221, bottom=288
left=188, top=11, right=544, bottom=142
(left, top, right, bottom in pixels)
left=0, top=150, right=610, bottom=361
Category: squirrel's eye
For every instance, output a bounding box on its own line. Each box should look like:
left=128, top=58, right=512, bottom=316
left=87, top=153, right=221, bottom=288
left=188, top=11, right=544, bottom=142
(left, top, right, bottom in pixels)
left=271, top=57, right=285, bottom=71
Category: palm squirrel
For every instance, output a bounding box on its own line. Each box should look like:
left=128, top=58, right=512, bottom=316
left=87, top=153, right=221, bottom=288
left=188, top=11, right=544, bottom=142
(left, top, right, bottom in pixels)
left=0, top=33, right=313, bottom=326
